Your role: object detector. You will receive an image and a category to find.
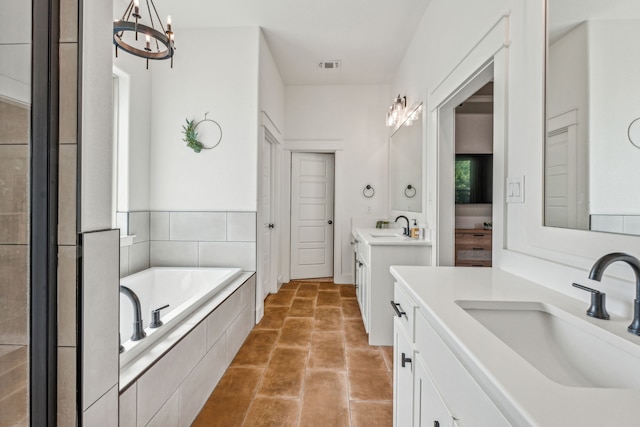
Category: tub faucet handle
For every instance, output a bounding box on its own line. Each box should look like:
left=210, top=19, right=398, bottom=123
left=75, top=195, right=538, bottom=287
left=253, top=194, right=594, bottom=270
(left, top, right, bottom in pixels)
left=150, top=304, right=170, bottom=329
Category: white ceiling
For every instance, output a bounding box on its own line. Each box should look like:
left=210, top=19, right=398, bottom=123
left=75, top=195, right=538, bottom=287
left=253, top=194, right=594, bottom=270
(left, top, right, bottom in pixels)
left=150, top=0, right=432, bottom=85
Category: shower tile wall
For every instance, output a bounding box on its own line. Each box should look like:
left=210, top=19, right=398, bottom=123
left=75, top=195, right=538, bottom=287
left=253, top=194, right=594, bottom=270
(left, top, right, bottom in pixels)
left=57, top=0, right=80, bottom=424
left=120, top=211, right=151, bottom=277
left=120, top=211, right=257, bottom=277
left=151, top=211, right=257, bottom=272
left=0, top=0, right=31, bottom=421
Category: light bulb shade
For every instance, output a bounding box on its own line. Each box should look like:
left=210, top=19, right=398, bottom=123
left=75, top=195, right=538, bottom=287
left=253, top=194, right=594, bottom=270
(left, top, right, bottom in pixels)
left=386, top=112, right=395, bottom=127
left=393, top=95, right=406, bottom=112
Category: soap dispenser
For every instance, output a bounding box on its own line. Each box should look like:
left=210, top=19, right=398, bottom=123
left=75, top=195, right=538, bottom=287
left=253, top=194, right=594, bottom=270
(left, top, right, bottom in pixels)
left=410, top=219, right=420, bottom=239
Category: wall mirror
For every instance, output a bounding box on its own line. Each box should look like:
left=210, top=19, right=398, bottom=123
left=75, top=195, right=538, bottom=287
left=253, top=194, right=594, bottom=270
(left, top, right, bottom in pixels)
left=390, top=102, right=423, bottom=213
left=545, top=0, right=640, bottom=236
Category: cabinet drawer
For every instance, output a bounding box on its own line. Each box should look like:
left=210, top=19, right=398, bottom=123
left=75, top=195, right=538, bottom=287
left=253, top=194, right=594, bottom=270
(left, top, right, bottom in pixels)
left=415, top=311, right=509, bottom=426
left=454, top=232, right=491, bottom=246
left=456, top=247, right=491, bottom=261
left=392, top=283, right=418, bottom=342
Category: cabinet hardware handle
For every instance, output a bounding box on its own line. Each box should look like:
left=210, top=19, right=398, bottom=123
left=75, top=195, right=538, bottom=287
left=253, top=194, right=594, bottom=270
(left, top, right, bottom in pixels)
left=358, top=262, right=363, bottom=267
left=401, top=352, right=412, bottom=368
left=434, top=422, right=440, bottom=427
left=472, top=247, right=484, bottom=250
left=473, top=234, right=484, bottom=237
left=267, top=223, right=275, bottom=229
left=390, top=300, right=406, bottom=318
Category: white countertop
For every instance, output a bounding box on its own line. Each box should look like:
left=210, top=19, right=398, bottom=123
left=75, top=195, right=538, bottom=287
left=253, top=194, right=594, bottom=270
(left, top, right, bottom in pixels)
left=353, top=228, right=431, bottom=246
left=390, top=266, right=640, bottom=426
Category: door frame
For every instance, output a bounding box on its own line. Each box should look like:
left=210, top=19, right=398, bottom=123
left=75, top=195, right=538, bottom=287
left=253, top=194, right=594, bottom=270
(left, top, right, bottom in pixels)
left=437, top=64, right=495, bottom=266
left=256, top=112, right=282, bottom=321
left=31, top=0, right=60, bottom=423
left=430, top=13, right=509, bottom=268
left=289, top=152, right=335, bottom=280
left=280, top=143, right=345, bottom=284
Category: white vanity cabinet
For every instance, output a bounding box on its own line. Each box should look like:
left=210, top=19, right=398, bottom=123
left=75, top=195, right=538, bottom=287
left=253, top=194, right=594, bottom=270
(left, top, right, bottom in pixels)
left=393, top=279, right=509, bottom=427
left=353, top=229, right=431, bottom=345
left=393, top=283, right=453, bottom=427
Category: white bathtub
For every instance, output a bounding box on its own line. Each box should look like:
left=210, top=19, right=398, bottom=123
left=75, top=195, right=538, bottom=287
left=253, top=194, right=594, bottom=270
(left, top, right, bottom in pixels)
left=119, top=267, right=242, bottom=367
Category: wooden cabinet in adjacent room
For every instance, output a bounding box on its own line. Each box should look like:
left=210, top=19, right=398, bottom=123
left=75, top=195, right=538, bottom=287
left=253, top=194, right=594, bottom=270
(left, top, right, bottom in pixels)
left=454, top=229, right=492, bottom=267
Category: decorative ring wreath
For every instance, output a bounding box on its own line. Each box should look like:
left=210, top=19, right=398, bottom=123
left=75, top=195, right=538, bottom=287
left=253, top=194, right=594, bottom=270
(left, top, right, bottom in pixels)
left=628, top=117, right=640, bottom=149
left=181, top=112, right=222, bottom=153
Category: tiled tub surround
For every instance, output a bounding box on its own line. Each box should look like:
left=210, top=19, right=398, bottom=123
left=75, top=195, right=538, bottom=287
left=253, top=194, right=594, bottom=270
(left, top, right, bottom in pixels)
left=119, top=273, right=256, bottom=426
left=590, top=214, right=640, bottom=235
left=119, top=211, right=257, bottom=277
left=119, top=267, right=243, bottom=366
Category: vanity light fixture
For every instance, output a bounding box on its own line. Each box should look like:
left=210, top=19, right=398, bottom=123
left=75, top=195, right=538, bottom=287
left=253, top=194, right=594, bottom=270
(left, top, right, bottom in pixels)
left=386, top=95, right=407, bottom=127
left=113, top=0, right=176, bottom=69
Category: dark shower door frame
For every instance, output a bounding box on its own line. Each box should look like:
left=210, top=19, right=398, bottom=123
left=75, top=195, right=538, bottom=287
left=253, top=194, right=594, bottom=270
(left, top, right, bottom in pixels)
left=31, top=0, right=60, bottom=424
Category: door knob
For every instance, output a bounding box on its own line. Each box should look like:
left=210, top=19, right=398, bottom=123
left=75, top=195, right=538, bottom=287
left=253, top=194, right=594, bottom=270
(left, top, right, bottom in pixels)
left=328, top=220, right=333, bottom=224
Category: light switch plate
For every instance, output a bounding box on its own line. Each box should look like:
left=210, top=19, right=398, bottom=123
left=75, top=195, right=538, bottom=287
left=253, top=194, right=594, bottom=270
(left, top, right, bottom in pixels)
left=506, top=175, right=525, bottom=203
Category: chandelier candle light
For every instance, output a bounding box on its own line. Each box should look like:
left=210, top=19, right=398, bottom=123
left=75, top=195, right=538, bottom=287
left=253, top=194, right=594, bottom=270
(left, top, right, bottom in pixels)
left=113, top=0, right=176, bottom=69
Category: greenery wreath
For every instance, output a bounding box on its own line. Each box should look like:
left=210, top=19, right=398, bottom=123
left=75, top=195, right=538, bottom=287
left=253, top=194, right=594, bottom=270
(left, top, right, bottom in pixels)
left=181, top=112, right=222, bottom=153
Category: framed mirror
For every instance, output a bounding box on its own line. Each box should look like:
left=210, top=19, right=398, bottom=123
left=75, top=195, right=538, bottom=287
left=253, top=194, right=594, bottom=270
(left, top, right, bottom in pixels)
left=545, top=0, right=640, bottom=236
left=390, top=103, right=423, bottom=212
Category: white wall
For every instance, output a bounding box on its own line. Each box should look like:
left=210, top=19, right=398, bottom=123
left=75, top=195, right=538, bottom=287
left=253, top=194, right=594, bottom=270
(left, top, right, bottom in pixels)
left=392, top=0, right=640, bottom=316
left=588, top=19, right=640, bottom=215
left=283, top=85, right=390, bottom=283
left=149, top=27, right=260, bottom=211
left=258, top=31, right=285, bottom=133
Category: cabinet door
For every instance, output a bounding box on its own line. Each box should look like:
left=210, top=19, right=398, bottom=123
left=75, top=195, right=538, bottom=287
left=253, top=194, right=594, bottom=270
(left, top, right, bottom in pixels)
left=362, top=263, right=370, bottom=332
left=414, top=355, right=453, bottom=427
left=394, top=318, right=414, bottom=427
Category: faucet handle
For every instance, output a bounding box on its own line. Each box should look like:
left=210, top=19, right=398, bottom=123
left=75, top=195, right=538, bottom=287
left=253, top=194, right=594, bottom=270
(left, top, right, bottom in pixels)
left=572, top=283, right=610, bottom=320
left=150, top=304, right=170, bottom=328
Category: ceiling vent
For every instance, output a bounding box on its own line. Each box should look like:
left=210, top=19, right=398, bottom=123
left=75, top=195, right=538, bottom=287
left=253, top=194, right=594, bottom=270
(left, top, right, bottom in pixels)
left=317, top=60, right=341, bottom=70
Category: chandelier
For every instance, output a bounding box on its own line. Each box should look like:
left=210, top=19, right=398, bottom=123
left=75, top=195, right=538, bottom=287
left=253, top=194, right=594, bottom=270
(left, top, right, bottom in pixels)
left=113, top=0, right=176, bottom=69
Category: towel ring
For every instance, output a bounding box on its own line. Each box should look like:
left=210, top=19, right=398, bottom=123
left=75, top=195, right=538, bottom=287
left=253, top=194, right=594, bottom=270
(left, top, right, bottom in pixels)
left=629, top=117, right=640, bottom=149
left=363, top=185, right=375, bottom=198
left=404, top=184, right=417, bottom=198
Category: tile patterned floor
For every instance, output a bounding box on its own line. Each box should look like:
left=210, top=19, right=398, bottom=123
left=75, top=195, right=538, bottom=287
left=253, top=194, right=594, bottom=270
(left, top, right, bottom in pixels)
left=193, top=280, right=393, bottom=427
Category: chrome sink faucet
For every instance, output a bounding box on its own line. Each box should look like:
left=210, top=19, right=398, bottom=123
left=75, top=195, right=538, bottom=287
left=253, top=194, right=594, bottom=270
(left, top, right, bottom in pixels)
left=588, top=252, right=640, bottom=336
left=395, top=215, right=410, bottom=236
left=120, top=285, right=147, bottom=341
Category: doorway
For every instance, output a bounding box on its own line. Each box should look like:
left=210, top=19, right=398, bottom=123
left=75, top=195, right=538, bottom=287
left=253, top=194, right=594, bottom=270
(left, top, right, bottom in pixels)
left=437, top=63, right=495, bottom=266
left=290, top=152, right=335, bottom=279
left=453, top=83, right=494, bottom=267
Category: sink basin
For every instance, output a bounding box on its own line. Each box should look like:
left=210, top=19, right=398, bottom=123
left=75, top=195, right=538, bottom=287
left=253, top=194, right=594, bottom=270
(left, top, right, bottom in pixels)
left=369, top=233, right=405, bottom=238
left=456, top=300, right=640, bottom=389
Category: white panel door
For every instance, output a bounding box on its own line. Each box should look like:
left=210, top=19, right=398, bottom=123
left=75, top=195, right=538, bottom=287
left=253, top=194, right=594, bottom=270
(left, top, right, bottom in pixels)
left=258, top=128, right=280, bottom=306
left=545, top=125, right=577, bottom=228
left=290, top=152, right=334, bottom=279
left=260, top=137, right=273, bottom=299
